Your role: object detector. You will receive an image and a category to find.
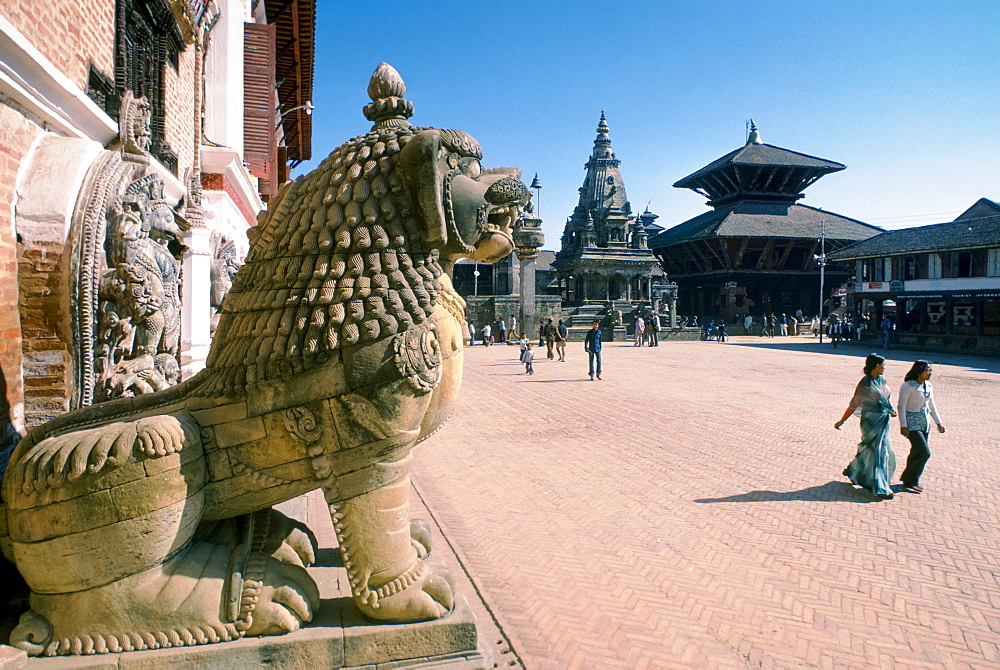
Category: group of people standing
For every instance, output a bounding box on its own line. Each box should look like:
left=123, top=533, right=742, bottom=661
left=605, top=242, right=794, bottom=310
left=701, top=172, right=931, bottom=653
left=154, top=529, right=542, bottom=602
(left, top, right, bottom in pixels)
left=468, top=315, right=518, bottom=347
left=825, top=314, right=872, bottom=348
left=835, top=354, right=945, bottom=499
left=751, top=313, right=793, bottom=337
left=633, top=313, right=660, bottom=347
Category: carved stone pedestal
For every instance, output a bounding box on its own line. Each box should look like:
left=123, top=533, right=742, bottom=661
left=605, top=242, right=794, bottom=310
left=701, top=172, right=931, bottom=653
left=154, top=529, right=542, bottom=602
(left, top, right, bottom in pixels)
left=607, top=325, right=630, bottom=342
left=24, top=489, right=496, bottom=670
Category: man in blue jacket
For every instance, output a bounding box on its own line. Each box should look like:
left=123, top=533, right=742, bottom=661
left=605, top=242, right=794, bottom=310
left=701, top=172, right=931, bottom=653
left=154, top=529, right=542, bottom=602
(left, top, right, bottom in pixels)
left=584, top=320, right=603, bottom=380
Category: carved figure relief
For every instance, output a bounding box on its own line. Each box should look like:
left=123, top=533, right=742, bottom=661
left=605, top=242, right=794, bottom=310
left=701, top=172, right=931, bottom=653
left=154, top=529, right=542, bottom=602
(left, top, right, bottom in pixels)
left=72, top=93, right=186, bottom=407
left=209, top=236, right=241, bottom=334
left=2, top=64, right=529, bottom=657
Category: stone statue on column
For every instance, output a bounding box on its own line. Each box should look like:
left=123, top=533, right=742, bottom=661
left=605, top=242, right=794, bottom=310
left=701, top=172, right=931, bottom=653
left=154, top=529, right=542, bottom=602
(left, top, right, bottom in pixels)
left=513, top=204, right=545, bottom=344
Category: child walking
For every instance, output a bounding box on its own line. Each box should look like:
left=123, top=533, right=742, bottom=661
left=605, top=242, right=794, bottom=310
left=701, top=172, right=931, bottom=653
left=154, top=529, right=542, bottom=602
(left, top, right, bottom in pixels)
left=521, top=342, right=535, bottom=375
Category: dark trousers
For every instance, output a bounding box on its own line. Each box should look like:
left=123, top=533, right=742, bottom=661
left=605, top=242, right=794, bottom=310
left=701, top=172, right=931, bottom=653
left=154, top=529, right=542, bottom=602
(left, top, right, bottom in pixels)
left=900, top=429, right=931, bottom=487
left=588, top=350, right=602, bottom=377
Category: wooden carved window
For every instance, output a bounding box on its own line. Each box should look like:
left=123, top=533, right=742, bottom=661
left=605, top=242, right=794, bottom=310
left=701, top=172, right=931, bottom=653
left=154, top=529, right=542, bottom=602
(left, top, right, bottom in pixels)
left=114, top=0, right=184, bottom=174
left=928, top=253, right=942, bottom=279
left=988, top=249, right=1000, bottom=277
left=86, top=63, right=116, bottom=119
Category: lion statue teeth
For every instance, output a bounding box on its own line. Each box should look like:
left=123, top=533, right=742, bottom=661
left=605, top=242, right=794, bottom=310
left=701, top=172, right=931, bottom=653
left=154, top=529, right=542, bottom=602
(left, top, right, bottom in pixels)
left=1, top=62, right=529, bottom=657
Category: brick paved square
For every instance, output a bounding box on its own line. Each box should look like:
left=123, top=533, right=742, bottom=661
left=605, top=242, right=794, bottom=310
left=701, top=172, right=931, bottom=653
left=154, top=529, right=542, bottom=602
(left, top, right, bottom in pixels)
left=412, top=336, right=1000, bottom=669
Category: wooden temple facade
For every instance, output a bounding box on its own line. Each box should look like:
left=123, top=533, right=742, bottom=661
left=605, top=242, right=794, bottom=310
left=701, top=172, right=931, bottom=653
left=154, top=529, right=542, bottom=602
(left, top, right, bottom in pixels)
left=650, top=124, right=882, bottom=322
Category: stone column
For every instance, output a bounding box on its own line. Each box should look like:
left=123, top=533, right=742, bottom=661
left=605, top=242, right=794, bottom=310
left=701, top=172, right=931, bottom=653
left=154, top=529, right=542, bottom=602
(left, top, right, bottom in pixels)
left=668, top=282, right=679, bottom=329
left=180, top=226, right=213, bottom=378
left=513, top=215, right=545, bottom=344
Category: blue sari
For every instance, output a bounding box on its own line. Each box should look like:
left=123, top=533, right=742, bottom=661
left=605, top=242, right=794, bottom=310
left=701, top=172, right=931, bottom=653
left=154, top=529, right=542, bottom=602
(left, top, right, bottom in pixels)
left=844, top=375, right=896, bottom=497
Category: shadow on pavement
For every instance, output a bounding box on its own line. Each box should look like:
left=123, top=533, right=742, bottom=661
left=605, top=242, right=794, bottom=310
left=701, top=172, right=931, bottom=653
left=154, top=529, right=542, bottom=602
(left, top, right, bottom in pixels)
left=693, top=480, right=885, bottom=504
left=521, top=378, right=592, bottom=383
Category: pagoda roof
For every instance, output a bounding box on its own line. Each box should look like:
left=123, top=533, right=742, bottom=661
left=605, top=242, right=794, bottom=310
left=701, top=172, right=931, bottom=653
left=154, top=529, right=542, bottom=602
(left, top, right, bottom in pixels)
left=649, top=204, right=881, bottom=249
left=673, top=142, right=845, bottom=208
left=829, top=215, right=1000, bottom=260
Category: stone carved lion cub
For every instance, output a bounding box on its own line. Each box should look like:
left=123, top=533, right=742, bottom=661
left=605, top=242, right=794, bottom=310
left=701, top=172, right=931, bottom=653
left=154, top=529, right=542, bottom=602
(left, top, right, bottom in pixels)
left=2, top=63, right=528, bottom=656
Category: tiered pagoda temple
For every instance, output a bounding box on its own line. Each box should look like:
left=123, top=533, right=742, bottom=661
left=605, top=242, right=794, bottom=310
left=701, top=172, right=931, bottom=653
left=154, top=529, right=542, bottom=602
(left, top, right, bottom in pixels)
left=552, top=113, right=664, bottom=308
left=650, top=124, right=882, bottom=322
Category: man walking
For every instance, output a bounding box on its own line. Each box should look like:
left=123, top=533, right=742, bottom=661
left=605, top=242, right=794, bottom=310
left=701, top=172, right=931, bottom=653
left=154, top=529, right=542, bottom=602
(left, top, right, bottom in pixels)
left=543, top=317, right=558, bottom=359
left=648, top=312, right=659, bottom=346
left=585, top=320, right=603, bottom=380
left=497, top=317, right=507, bottom=344
left=555, top=319, right=568, bottom=361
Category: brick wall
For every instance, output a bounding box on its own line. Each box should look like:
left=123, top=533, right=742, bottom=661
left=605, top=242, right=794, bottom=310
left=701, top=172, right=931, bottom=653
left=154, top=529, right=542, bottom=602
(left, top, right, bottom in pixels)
left=164, top=46, right=197, bottom=177
left=17, top=239, right=72, bottom=428
left=1, top=1, right=116, bottom=93
left=3, top=1, right=197, bottom=175
left=0, top=105, right=44, bottom=444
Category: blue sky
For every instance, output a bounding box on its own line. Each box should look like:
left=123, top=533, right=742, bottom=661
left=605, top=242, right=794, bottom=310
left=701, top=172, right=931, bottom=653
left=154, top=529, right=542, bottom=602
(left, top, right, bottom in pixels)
left=295, top=1, right=999, bottom=247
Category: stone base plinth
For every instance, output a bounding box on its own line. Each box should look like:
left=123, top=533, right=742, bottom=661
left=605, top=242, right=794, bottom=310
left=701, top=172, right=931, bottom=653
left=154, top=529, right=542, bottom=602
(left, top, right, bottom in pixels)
left=23, top=490, right=494, bottom=670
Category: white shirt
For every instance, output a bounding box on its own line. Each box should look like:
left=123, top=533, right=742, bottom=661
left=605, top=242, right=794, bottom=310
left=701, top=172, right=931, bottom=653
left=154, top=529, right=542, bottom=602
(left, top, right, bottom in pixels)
left=897, top=380, right=941, bottom=428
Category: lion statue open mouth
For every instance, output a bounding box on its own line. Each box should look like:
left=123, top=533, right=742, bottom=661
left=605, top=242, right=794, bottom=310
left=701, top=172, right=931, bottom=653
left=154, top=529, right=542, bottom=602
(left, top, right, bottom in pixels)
left=1, top=63, right=529, bottom=657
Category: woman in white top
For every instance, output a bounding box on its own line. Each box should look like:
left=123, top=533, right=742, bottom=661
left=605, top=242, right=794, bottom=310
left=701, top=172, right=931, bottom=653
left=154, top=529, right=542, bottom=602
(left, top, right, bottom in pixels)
left=897, top=360, right=946, bottom=492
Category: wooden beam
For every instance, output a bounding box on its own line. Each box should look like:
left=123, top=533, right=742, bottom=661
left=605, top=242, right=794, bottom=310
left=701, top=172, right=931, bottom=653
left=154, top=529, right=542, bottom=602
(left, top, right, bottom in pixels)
left=776, top=167, right=798, bottom=193
left=776, top=238, right=795, bottom=269
left=761, top=165, right=780, bottom=192
left=706, top=173, right=730, bottom=199
left=755, top=238, right=775, bottom=270
left=803, top=239, right=819, bottom=271
left=703, top=238, right=727, bottom=269
left=717, top=167, right=740, bottom=192
left=684, top=242, right=707, bottom=273
left=733, top=237, right=750, bottom=270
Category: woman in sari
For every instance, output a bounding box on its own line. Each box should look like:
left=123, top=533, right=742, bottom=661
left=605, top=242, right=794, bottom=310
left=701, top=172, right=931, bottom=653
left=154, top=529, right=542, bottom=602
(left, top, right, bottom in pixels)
left=835, top=354, right=897, bottom=500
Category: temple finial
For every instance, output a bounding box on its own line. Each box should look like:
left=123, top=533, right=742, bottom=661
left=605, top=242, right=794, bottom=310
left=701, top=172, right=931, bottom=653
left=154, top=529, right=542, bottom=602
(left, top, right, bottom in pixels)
left=746, top=119, right=762, bottom=145
left=364, top=62, right=414, bottom=129
left=597, top=111, right=609, bottom=134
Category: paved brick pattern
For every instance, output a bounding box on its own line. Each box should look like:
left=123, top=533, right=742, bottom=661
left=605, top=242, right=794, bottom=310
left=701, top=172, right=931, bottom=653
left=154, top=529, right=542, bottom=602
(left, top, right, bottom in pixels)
left=411, top=336, right=1000, bottom=669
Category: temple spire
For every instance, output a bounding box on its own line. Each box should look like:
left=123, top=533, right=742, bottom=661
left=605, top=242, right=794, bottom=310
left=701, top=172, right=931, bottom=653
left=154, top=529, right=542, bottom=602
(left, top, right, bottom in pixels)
left=746, top=119, right=762, bottom=145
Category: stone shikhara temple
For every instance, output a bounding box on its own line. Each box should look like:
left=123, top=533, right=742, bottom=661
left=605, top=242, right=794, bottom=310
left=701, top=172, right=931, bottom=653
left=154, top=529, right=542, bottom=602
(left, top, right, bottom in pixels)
left=552, top=113, right=665, bottom=311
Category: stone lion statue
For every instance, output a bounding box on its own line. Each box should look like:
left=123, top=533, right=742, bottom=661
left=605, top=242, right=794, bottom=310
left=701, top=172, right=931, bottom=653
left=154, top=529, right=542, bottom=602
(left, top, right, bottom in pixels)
left=1, top=63, right=529, bottom=657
